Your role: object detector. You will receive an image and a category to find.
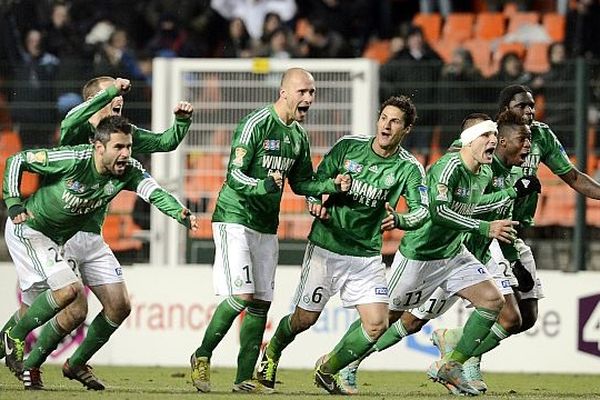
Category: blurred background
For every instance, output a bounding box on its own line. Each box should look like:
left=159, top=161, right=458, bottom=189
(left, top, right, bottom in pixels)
left=1, top=0, right=600, bottom=271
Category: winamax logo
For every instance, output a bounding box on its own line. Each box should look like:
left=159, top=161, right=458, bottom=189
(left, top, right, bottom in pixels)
left=578, top=293, right=600, bottom=357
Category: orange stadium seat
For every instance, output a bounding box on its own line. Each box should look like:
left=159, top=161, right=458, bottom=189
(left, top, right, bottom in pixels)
left=413, top=13, right=443, bottom=43
left=474, top=12, right=506, bottom=40
left=102, top=214, right=143, bottom=252
left=536, top=183, right=575, bottom=226
left=507, top=12, right=540, bottom=33
left=431, top=38, right=460, bottom=64
left=363, top=40, right=391, bottom=64
left=524, top=42, right=550, bottom=73
left=442, top=13, right=475, bottom=43
left=0, top=130, right=21, bottom=154
left=543, top=13, right=565, bottom=42
left=189, top=217, right=213, bottom=239
left=463, top=39, right=493, bottom=76
left=109, top=190, right=137, bottom=213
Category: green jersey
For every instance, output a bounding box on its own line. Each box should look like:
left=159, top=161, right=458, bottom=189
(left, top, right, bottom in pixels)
left=59, top=84, right=191, bottom=234
left=3, top=145, right=188, bottom=245
left=308, top=136, right=429, bottom=257
left=512, top=121, right=573, bottom=227
left=464, top=155, right=521, bottom=263
left=212, top=105, right=340, bottom=234
left=400, top=152, right=516, bottom=261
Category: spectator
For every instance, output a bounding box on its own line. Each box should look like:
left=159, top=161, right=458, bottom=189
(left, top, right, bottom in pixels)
left=565, top=0, right=600, bottom=59
left=222, top=17, right=253, bottom=58
left=10, top=29, right=59, bottom=149
left=256, top=27, right=297, bottom=59
left=44, top=3, right=82, bottom=58
left=490, top=52, right=532, bottom=85
left=145, top=12, right=196, bottom=57
left=389, top=25, right=442, bottom=62
left=93, top=28, right=144, bottom=79
left=297, top=19, right=353, bottom=58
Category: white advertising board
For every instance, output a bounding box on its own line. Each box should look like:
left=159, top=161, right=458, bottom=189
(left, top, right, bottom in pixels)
left=1, top=263, right=599, bottom=373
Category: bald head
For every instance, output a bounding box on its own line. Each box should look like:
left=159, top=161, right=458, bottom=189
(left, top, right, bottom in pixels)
left=280, top=68, right=314, bottom=90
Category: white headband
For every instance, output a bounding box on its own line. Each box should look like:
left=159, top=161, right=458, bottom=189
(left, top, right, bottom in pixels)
left=460, top=120, right=498, bottom=145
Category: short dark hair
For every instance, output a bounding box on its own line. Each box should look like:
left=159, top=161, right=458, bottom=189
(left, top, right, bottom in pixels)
left=460, top=112, right=491, bottom=132
left=94, top=115, right=131, bottom=144
left=496, top=109, right=526, bottom=138
left=497, top=84, right=532, bottom=111
left=379, top=95, right=417, bottom=127
left=82, top=76, right=114, bottom=100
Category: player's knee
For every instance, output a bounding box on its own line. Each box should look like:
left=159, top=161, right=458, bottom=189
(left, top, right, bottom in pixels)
left=53, top=281, right=84, bottom=307
left=105, top=297, right=131, bottom=324
left=66, top=295, right=89, bottom=326
left=363, top=320, right=388, bottom=340
left=401, top=313, right=428, bottom=335
left=290, top=309, right=319, bottom=333
left=499, top=310, right=522, bottom=334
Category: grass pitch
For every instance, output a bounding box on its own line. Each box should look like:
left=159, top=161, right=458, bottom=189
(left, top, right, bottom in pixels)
left=1, top=365, right=599, bottom=400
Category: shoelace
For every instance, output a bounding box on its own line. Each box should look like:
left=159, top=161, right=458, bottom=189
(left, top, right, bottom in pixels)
left=463, top=360, right=482, bottom=381
left=12, top=336, right=24, bottom=360
left=341, top=366, right=357, bottom=387
left=263, top=358, right=277, bottom=382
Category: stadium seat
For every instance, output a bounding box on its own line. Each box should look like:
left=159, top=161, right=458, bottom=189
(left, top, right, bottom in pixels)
left=534, top=93, right=546, bottom=121
left=109, top=190, right=138, bottom=214
left=524, top=42, right=550, bottom=73
left=543, top=13, right=566, bottom=42
left=0, top=130, right=21, bottom=154
left=463, top=39, right=493, bottom=76
left=102, top=214, right=143, bottom=252
left=189, top=217, right=213, bottom=239
left=474, top=12, right=506, bottom=40
left=536, top=183, right=575, bottom=226
left=507, top=12, right=540, bottom=33
left=413, top=13, right=443, bottom=43
left=496, top=42, right=527, bottom=60
left=431, top=38, right=460, bottom=64
left=363, top=40, right=391, bottom=64
left=442, top=13, right=475, bottom=43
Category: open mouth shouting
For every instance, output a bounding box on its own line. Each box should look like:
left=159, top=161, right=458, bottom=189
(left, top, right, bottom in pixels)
left=114, top=158, right=128, bottom=173
left=296, top=104, right=310, bottom=120
left=482, top=145, right=496, bottom=162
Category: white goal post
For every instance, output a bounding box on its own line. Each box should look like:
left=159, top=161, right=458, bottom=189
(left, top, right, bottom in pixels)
left=150, top=58, right=379, bottom=267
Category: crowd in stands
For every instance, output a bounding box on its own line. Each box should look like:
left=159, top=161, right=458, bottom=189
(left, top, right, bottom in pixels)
left=0, top=0, right=599, bottom=151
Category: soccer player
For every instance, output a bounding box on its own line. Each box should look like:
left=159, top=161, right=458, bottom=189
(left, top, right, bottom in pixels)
left=384, top=109, right=535, bottom=394
left=423, top=84, right=600, bottom=391
left=254, top=95, right=429, bottom=394
left=2, top=116, right=198, bottom=386
left=189, top=67, right=351, bottom=394
left=0, top=76, right=193, bottom=390
left=325, top=113, right=541, bottom=396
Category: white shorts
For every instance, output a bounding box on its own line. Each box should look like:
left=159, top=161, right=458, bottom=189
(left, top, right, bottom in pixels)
left=212, top=222, right=278, bottom=302
left=62, top=231, right=124, bottom=287
left=388, top=246, right=492, bottom=312
left=514, top=238, right=544, bottom=300
left=292, top=242, right=388, bottom=312
left=488, top=239, right=518, bottom=294
left=410, top=257, right=513, bottom=320
left=4, top=218, right=78, bottom=297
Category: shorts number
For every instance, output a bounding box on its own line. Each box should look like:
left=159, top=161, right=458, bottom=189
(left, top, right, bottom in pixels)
left=242, top=265, right=252, bottom=284
left=423, top=298, right=447, bottom=314
left=312, top=286, right=324, bottom=303
left=48, top=247, right=63, bottom=262
left=404, top=290, right=422, bottom=307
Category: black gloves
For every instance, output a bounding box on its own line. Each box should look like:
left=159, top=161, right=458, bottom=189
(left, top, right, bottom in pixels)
left=8, top=204, right=27, bottom=219
left=263, top=176, right=280, bottom=193
left=511, top=260, right=535, bottom=292
left=513, top=176, right=541, bottom=198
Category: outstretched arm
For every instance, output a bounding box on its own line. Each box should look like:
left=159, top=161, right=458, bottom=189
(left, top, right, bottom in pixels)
left=560, top=168, right=600, bottom=200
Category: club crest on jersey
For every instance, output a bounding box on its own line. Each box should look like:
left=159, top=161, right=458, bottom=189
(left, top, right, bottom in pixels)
left=492, top=176, right=505, bottom=188
left=454, top=186, right=469, bottom=197
left=26, top=151, right=47, bottom=164
left=384, top=173, right=395, bottom=187
left=232, top=147, right=247, bottom=167
left=436, top=183, right=448, bottom=201
left=263, top=139, right=280, bottom=151
left=283, top=136, right=291, bottom=144
left=368, top=165, right=378, bottom=173
left=103, top=181, right=116, bottom=196
left=344, top=159, right=363, bottom=173
left=66, top=179, right=86, bottom=193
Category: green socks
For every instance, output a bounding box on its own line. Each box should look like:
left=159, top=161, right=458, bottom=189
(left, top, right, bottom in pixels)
left=24, top=317, right=69, bottom=369
left=447, top=307, right=499, bottom=364
left=321, top=323, right=374, bottom=374
left=373, top=319, right=409, bottom=352
left=10, top=290, right=60, bottom=340
left=266, top=314, right=296, bottom=360
left=69, top=312, right=119, bottom=366
left=235, top=302, right=270, bottom=384
left=473, top=322, right=510, bottom=357
left=195, top=296, right=248, bottom=359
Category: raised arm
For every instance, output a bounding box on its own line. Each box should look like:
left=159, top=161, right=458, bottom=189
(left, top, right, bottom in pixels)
left=131, top=101, right=193, bottom=153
